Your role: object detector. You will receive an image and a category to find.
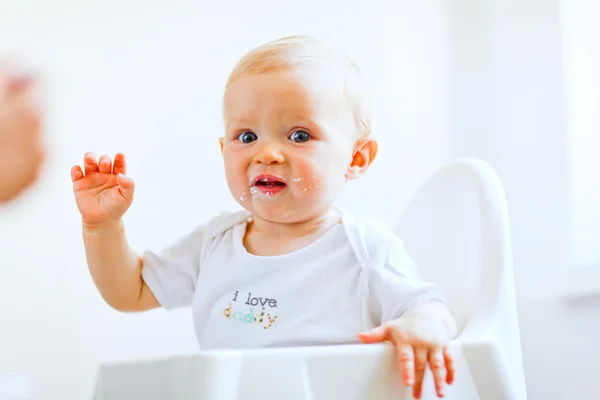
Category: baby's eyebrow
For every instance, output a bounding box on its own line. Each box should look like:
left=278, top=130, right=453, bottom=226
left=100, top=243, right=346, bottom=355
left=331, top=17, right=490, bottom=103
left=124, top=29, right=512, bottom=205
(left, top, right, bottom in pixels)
left=224, top=113, right=322, bottom=134
left=225, top=117, right=254, bottom=131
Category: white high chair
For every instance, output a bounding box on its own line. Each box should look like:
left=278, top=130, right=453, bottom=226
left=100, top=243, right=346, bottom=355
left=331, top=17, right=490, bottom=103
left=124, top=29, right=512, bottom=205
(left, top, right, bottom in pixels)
left=393, top=157, right=527, bottom=400
left=93, top=158, right=527, bottom=400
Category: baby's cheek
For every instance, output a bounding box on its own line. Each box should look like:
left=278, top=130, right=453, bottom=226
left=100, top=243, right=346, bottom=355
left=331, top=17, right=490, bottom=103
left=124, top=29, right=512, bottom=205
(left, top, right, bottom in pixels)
left=291, top=176, right=333, bottom=200
left=223, top=158, right=249, bottom=202
left=296, top=177, right=322, bottom=197
left=289, top=162, right=323, bottom=197
left=291, top=154, right=346, bottom=200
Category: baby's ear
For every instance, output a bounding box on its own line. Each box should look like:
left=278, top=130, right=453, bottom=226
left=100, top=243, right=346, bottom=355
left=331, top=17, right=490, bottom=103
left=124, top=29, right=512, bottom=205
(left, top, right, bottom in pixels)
left=219, top=137, right=224, bottom=155
left=346, top=137, right=378, bottom=180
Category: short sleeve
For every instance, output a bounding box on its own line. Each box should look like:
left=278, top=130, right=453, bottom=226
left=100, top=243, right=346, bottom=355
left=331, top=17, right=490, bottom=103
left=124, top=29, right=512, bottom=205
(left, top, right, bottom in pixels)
left=366, top=236, right=443, bottom=324
left=141, top=224, right=209, bottom=310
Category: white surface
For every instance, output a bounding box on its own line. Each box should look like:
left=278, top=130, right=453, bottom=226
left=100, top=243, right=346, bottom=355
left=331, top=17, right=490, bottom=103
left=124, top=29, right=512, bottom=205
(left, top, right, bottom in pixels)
left=94, top=345, right=408, bottom=400
left=0, top=1, right=453, bottom=399
left=560, top=0, right=600, bottom=267
left=93, top=342, right=485, bottom=400
left=0, top=373, right=31, bottom=400
left=558, top=264, right=600, bottom=300
left=94, top=158, right=526, bottom=400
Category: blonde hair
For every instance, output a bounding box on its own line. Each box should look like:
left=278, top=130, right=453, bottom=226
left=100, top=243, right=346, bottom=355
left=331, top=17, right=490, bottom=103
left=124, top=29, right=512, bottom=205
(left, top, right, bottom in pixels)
left=225, top=35, right=371, bottom=137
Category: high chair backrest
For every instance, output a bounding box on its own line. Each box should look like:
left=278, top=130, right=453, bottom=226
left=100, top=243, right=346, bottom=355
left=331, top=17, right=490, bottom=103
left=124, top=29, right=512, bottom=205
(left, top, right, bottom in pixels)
left=394, top=159, right=486, bottom=331
left=394, top=158, right=527, bottom=399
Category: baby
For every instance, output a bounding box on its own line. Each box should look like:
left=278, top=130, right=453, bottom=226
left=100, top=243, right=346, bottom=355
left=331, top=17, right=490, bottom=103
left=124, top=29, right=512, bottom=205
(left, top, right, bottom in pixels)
left=71, top=36, right=457, bottom=399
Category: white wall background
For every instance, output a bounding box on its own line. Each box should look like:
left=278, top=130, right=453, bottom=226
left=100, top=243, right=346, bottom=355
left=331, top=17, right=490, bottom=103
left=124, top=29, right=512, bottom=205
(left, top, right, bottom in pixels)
left=560, top=0, right=600, bottom=268
left=0, top=1, right=454, bottom=399
left=449, top=0, right=599, bottom=399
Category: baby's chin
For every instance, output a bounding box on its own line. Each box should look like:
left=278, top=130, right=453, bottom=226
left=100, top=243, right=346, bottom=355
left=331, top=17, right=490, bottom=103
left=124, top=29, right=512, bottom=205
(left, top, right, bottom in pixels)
left=242, top=202, right=308, bottom=224
left=234, top=195, right=327, bottom=224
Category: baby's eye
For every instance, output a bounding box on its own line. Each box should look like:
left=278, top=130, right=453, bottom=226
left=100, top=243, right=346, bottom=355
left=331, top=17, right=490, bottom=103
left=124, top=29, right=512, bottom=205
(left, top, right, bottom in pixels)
left=289, top=130, right=311, bottom=143
left=238, top=131, right=258, bottom=143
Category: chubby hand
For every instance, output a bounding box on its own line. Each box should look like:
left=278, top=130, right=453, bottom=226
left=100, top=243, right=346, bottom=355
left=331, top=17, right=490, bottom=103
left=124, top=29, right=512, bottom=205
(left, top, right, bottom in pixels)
left=71, top=152, right=135, bottom=230
left=357, top=304, right=456, bottom=399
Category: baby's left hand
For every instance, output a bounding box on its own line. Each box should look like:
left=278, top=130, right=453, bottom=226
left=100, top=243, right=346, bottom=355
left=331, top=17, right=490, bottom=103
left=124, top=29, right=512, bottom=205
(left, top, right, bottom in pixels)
left=357, top=305, right=456, bottom=399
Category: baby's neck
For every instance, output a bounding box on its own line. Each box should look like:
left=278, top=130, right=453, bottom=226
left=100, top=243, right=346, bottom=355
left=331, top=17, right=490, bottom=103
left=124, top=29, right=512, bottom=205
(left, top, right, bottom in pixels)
left=243, top=209, right=341, bottom=256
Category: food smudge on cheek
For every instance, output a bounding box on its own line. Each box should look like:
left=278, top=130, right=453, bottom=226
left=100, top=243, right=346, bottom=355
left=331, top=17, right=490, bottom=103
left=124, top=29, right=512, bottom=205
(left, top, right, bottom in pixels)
left=291, top=175, right=324, bottom=196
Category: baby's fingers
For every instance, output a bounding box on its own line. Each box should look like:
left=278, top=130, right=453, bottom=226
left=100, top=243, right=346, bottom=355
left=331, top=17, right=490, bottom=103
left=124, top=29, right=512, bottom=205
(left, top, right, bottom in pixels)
left=98, top=154, right=112, bottom=174
left=413, top=347, right=428, bottom=399
left=71, top=165, right=84, bottom=182
left=395, top=343, right=415, bottom=386
left=429, top=347, right=447, bottom=397
left=113, top=153, right=126, bottom=175
left=444, top=346, right=455, bottom=385
left=83, top=152, right=98, bottom=174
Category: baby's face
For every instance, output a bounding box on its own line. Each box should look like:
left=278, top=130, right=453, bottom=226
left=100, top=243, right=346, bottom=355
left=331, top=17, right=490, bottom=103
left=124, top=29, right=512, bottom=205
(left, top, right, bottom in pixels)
left=221, top=69, right=359, bottom=223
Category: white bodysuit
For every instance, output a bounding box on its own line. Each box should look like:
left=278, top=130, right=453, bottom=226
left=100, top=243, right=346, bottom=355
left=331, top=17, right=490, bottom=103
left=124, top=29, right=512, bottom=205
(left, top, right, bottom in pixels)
left=141, top=209, right=442, bottom=349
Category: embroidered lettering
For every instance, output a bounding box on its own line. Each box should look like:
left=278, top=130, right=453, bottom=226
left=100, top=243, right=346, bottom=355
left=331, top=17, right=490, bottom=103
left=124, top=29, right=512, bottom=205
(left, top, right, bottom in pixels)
left=224, top=291, right=279, bottom=329
left=264, top=314, right=278, bottom=330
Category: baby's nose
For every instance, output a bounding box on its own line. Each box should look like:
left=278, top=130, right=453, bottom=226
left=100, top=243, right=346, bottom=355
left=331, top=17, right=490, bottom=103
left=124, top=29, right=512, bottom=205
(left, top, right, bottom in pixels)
left=255, top=143, right=285, bottom=164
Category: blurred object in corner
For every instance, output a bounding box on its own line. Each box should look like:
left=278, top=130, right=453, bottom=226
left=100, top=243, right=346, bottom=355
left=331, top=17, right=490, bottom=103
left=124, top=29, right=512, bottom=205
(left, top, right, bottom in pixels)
left=0, top=63, right=45, bottom=205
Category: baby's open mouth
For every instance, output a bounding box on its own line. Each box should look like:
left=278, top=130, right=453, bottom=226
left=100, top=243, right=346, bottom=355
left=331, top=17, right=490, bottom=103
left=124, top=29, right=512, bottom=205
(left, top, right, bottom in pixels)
left=251, top=174, right=287, bottom=195
left=255, top=180, right=286, bottom=187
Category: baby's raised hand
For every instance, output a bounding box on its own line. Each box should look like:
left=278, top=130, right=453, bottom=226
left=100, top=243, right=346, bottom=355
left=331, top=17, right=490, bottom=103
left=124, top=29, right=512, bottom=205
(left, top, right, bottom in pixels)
left=357, top=305, right=456, bottom=399
left=71, top=152, right=135, bottom=230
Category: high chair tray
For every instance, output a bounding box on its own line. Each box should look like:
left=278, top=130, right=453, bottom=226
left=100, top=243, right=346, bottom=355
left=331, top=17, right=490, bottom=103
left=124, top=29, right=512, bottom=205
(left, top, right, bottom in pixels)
left=93, top=343, right=412, bottom=400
